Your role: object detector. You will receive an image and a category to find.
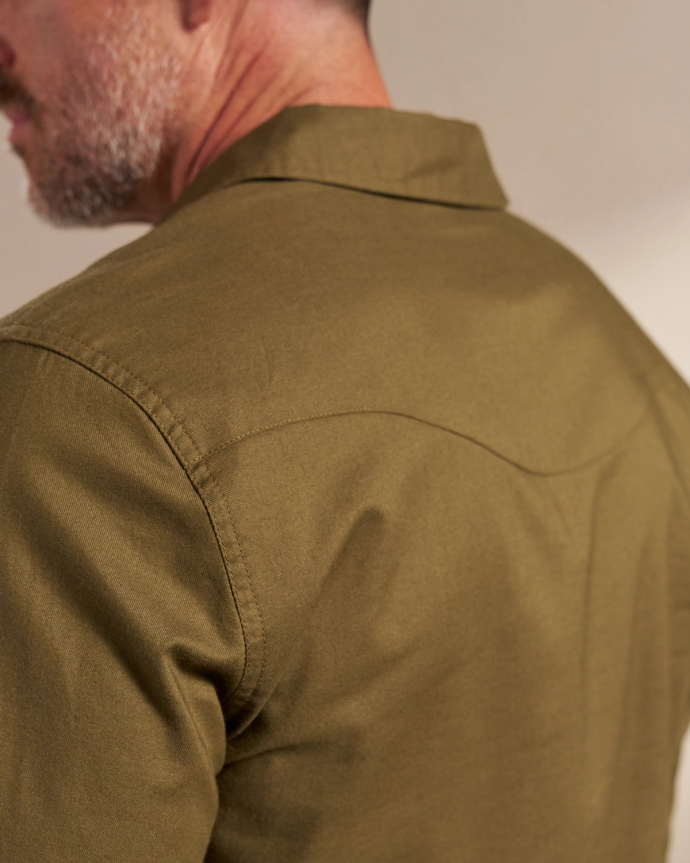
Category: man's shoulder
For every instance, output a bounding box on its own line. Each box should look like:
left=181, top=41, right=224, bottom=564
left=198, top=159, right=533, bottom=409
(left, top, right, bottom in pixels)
left=1, top=179, right=689, bottom=476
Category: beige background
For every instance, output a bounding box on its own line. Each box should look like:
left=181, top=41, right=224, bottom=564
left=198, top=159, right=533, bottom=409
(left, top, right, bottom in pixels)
left=1, top=0, right=689, bottom=857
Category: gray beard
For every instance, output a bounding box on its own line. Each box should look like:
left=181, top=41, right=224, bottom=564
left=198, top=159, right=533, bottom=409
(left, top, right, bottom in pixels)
left=24, top=6, right=183, bottom=227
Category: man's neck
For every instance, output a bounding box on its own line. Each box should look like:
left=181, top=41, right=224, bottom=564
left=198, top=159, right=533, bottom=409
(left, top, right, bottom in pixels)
left=141, top=2, right=391, bottom=224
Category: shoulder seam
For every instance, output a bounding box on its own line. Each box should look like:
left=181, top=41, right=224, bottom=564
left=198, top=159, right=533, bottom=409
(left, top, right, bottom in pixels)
left=0, top=325, right=266, bottom=722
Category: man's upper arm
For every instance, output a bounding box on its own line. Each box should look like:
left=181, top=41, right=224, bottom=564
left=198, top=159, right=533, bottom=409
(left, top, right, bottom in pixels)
left=0, top=341, right=244, bottom=862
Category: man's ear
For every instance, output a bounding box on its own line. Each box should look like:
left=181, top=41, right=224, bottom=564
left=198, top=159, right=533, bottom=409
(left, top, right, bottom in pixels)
left=179, top=0, right=215, bottom=30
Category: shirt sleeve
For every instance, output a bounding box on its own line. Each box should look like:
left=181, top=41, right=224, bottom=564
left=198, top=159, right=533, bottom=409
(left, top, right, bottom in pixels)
left=0, top=341, right=244, bottom=862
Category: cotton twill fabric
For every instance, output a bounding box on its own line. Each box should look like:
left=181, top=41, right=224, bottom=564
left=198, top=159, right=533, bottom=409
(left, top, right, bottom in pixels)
left=1, top=105, right=690, bottom=863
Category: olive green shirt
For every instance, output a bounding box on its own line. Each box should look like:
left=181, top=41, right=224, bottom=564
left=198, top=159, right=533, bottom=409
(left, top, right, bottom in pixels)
left=1, top=106, right=689, bottom=863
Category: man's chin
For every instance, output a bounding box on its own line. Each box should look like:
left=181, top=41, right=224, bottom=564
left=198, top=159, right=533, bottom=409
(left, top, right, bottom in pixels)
left=10, top=137, right=28, bottom=164
left=13, top=131, right=163, bottom=226
left=23, top=172, right=141, bottom=228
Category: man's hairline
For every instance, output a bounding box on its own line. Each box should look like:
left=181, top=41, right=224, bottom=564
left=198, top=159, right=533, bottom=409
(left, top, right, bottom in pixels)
left=333, top=0, right=372, bottom=24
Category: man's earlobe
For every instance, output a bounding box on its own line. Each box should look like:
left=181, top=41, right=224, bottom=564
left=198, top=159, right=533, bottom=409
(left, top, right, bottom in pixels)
left=180, top=0, right=214, bottom=30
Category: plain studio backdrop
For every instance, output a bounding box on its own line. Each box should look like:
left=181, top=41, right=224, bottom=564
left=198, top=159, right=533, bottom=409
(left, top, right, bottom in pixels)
left=1, top=0, right=689, bottom=858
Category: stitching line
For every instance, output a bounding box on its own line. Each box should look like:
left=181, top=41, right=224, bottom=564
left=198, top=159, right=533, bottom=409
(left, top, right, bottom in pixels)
left=5, top=322, right=202, bottom=463
left=0, top=326, right=260, bottom=710
left=203, top=459, right=267, bottom=706
left=196, top=407, right=653, bottom=479
left=199, top=410, right=376, bottom=461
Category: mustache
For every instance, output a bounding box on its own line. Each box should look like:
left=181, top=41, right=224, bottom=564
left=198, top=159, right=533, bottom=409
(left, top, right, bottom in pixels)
left=0, top=70, right=39, bottom=118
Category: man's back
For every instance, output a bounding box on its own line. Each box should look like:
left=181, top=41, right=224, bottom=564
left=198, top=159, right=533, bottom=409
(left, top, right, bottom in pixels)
left=2, top=106, right=690, bottom=861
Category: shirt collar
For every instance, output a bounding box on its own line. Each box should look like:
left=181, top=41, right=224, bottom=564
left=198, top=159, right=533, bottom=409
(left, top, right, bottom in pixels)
left=164, top=104, right=509, bottom=221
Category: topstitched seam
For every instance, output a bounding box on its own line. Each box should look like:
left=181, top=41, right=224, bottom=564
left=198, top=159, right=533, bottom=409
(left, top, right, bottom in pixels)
left=196, top=406, right=653, bottom=479
left=202, top=459, right=268, bottom=713
left=0, top=328, right=261, bottom=708
left=2, top=322, right=202, bottom=463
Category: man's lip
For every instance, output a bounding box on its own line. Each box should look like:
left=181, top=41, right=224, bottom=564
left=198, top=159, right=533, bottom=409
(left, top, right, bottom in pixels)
left=1, top=105, right=31, bottom=125
left=4, top=107, right=32, bottom=148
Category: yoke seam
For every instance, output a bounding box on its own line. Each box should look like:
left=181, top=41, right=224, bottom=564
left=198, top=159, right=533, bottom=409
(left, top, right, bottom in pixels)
left=197, top=406, right=653, bottom=479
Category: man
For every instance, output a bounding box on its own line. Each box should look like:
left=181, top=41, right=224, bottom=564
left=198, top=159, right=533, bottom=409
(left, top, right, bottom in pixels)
left=1, top=0, right=689, bottom=860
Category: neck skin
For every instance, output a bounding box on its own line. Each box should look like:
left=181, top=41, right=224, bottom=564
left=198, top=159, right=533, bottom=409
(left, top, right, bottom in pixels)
left=136, top=0, right=391, bottom=224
